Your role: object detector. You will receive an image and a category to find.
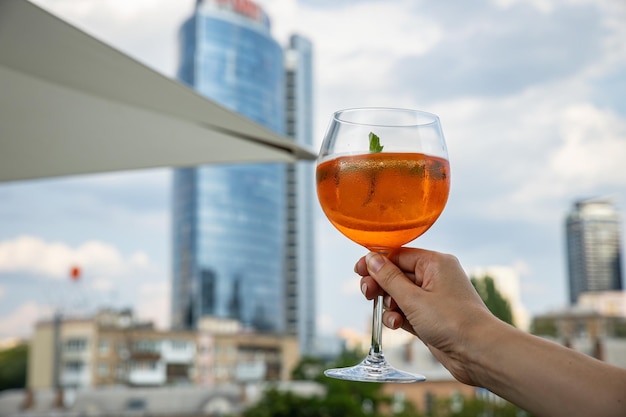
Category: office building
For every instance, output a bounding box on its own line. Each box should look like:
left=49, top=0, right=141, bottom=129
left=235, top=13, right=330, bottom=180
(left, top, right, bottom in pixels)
left=284, top=34, right=316, bottom=354
left=171, top=0, right=316, bottom=352
left=172, top=0, right=286, bottom=332
left=566, top=198, right=623, bottom=304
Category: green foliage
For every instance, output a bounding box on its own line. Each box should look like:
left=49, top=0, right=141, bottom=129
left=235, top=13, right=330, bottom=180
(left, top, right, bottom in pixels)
left=530, top=317, right=558, bottom=337
left=612, top=318, right=626, bottom=338
left=291, top=355, right=326, bottom=381
left=244, top=349, right=392, bottom=417
left=320, top=350, right=390, bottom=414
left=471, top=275, right=515, bottom=326
left=0, top=343, right=28, bottom=391
left=243, top=388, right=324, bottom=417
left=247, top=351, right=536, bottom=417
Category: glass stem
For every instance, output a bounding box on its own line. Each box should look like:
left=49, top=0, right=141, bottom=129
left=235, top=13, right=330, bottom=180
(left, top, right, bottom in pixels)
left=370, top=295, right=384, bottom=356
left=368, top=249, right=389, bottom=362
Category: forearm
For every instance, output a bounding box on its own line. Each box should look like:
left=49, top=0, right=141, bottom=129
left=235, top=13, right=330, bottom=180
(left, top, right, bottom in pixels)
left=468, top=321, right=626, bottom=417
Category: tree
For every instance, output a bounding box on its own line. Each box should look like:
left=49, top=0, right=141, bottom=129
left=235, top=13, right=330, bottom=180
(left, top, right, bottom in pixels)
left=470, top=275, right=515, bottom=326
left=0, top=343, right=28, bottom=391
left=243, top=388, right=324, bottom=417
left=243, top=350, right=395, bottom=417
left=530, top=316, right=558, bottom=337
left=245, top=351, right=537, bottom=416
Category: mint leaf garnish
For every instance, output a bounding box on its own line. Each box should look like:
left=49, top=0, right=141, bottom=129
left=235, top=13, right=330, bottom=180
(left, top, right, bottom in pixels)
left=369, top=132, right=384, bottom=153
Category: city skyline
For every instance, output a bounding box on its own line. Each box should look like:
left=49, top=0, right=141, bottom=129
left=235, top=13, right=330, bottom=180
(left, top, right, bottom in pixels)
left=0, top=0, right=625, bottom=342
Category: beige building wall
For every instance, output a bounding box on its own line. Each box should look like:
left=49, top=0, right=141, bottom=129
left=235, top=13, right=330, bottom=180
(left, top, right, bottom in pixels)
left=61, top=319, right=97, bottom=387
left=208, top=333, right=299, bottom=384
left=28, top=322, right=54, bottom=389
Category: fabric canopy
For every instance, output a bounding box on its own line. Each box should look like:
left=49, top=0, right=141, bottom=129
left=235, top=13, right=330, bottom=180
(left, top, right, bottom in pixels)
left=0, top=1, right=316, bottom=183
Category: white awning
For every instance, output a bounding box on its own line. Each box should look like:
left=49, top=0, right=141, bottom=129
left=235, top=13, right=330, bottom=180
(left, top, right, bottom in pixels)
left=0, top=1, right=316, bottom=183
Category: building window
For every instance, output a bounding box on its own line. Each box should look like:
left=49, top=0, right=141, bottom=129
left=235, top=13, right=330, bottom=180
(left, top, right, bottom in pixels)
left=116, top=364, right=126, bottom=379
left=171, top=340, right=188, bottom=350
left=64, top=361, right=84, bottom=373
left=98, top=363, right=109, bottom=377
left=64, top=338, right=88, bottom=353
left=98, top=339, right=109, bottom=355
left=134, top=339, right=159, bottom=352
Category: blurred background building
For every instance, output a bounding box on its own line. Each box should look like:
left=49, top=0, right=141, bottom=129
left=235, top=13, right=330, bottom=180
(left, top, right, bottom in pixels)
left=565, top=197, right=623, bottom=304
left=27, top=309, right=298, bottom=393
left=283, top=34, right=317, bottom=355
left=170, top=0, right=316, bottom=354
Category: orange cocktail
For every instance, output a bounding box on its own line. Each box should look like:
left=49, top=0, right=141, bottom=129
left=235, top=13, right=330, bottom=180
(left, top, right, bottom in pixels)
left=316, top=152, right=450, bottom=251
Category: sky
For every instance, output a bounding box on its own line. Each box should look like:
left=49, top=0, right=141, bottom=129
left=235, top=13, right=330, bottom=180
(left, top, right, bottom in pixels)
left=1, top=0, right=625, bottom=342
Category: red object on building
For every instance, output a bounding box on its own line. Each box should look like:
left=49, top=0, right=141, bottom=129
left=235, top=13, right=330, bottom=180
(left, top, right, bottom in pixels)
left=70, top=266, right=81, bottom=281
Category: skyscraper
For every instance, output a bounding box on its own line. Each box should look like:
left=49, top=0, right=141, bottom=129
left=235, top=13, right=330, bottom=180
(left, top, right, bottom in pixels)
left=284, top=35, right=316, bottom=354
left=171, top=0, right=315, bottom=350
left=566, top=198, right=623, bottom=304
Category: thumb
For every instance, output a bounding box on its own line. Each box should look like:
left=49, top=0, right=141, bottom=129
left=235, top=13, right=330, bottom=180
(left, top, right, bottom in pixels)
left=366, top=252, right=420, bottom=307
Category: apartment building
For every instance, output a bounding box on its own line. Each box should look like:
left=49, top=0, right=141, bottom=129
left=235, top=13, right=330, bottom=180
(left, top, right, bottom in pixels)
left=28, top=309, right=299, bottom=390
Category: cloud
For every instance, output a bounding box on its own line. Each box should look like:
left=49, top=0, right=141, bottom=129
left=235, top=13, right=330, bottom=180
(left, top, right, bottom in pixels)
left=0, top=235, right=157, bottom=282
left=0, top=170, right=171, bottom=256
left=0, top=302, right=52, bottom=339
left=136, top=282, right=170, bottom=329
left=423, top=77, right=626, bottom=226
left=503, top=102, right=626, bottom=219
left=552, top=104, right=626, bottom=186
left=0, top=235, right=168, bottom=332
left=258, top=0, right=446, bottom=138
left=388, top=1, right=604, bottom=102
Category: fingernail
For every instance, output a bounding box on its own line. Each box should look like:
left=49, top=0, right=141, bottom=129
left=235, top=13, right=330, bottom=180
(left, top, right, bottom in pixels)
left=361, top=282, right=368, bottom=296
left=383, top=295, right=392, bottom=309
left=366, top=252, right=385, bottom=273
left=388, top=316, right=396, bottom=329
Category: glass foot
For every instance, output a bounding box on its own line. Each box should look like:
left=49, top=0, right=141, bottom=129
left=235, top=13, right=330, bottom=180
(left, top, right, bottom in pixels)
left=324, top=356, right=425, bottom=383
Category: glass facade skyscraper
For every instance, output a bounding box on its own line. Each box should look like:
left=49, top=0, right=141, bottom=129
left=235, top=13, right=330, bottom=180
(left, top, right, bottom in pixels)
left=172, top=0, right=285, bottom=332
left=284, top=35, right=316, bottom=354
left=566, top=198, right=623, bottom=304
left=172, top=0, right=315, bottom=350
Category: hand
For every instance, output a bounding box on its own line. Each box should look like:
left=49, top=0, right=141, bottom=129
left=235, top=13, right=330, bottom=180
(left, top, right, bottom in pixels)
left=355, top=248, right=499, bottom=386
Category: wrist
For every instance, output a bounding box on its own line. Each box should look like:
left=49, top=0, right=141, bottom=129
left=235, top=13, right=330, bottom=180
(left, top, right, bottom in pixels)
left=461, top=313, right=516, bottom=388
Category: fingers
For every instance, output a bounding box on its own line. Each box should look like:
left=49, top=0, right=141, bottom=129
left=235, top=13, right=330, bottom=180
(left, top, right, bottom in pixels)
left=359, top=276, right=379, bottom=300
left=388, top=247, right=440, bottom=287
left=365, top=252, right=421, bottom=308
left=360, top=276, right=399, bottom=309
left=382, top=310, right=404, bottom=330
left=356, top=249, right=428, bottom=286
left=354, top=256, right=368, bottom=277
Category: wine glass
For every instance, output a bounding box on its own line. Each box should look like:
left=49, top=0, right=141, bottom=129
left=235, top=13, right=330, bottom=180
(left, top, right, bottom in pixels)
left=316, top=107, right=450, bottom=382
